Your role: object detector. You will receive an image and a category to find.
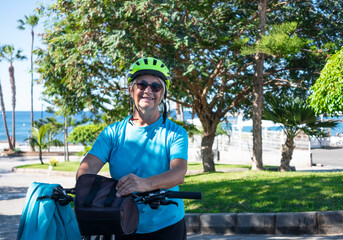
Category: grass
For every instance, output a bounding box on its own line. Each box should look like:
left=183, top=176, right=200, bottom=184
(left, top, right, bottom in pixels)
left=16, top=161, right=109, bottom=173
left=187, top=162, right=251, bottom=170
left=16, top=162, right=343, bottom=213
left=181, top=171, right=343, bottom=213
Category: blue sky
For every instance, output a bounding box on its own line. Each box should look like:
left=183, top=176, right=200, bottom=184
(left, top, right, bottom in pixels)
left=0, top=0, right=52, bottom=111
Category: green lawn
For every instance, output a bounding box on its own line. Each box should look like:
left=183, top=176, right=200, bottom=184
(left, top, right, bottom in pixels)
left=16, top=161, right=107, bottom=172
left=16, top=162, right=343, bottom=213
left=181, top=171, right=343, bottom=213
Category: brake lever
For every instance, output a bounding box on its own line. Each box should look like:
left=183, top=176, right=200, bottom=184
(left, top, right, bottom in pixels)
left=160, top=199, right=178, bottom=207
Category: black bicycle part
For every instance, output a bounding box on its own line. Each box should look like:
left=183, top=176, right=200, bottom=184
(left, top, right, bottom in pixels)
left=133, top=189, right=202, bottom=209
left=37, top=186, right=74, bottom=206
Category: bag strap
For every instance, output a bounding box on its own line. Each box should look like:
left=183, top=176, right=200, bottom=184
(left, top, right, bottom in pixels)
left=104, top=183, right=118, bottom=207
left=83, top=176, right=102, bottom=207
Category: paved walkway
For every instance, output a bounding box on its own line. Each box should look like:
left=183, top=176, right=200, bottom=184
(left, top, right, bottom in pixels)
left=1, top=149, right=343, bottom=240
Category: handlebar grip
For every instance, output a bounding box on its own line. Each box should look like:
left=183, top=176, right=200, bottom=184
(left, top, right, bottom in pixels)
left=166, top=191, right=202, bottom=200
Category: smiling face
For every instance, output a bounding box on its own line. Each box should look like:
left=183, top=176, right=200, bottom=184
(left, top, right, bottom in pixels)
left=129, top=75, right=165, bottom=116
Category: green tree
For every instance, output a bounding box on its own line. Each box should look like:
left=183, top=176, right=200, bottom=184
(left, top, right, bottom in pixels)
left=251, top=0, right=266, bottom=171
left=36, top=0, right=343, bottom=172
left=30, top=124, right=62, bottom=164
left=308, top=48, right=343, bottom=115
left=0, top=45, right=26, bottom=149
left=241, top=0, right=343, bottom=170
left=36, top=0, right=259, bottom=172
left=34, top=116, right=64, bottom=152
left=263, top=95, right=338, bottom=171
left=18, top=14, right=39, bottom=137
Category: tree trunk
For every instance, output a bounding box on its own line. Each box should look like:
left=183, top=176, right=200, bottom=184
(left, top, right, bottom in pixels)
left=64, top=116, right=69, bottom=161
left=9, top=64, right=16, bottom=149
left=201, top=132, right=216, bottom=172
left=251, top=0, right=266, bottom=171
left=180, top=104, right=184, bottom=122
left=30, top=28, right=34, bottom=139
left=175, top=102, right=181, bottom=121
left=39, top=146, right=44, bottom=164
left=280, top=136, right=295, bottom=171
left=0, top=79, right=14, bottom=151
left=196, top=106, right=220, bottom=172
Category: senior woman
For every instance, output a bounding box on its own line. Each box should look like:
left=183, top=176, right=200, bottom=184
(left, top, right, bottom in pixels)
left=76, top=57, right=189, bottom=240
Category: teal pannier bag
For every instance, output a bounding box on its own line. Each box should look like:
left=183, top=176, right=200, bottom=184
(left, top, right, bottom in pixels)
left=17, top=182, right=81, bottom=240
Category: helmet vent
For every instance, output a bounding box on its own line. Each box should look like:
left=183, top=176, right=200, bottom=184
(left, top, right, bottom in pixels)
left=144, top=58, right=148, bottom=64
left=161, top=64, right=165, bottom=68
left=153, top=59, right=157, bottom=65
left=136, top=61, right=140, bottom=66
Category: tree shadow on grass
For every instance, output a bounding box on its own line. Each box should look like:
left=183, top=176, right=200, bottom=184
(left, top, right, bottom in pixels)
left=181, top=172, right=343, bottom=213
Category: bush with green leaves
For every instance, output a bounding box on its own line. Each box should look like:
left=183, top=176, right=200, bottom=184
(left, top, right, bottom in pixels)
left=68, top=124, right=106, bottom=146
left=309, top=47, right=343, bottom=115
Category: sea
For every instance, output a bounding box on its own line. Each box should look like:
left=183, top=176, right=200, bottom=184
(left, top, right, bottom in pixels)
left=1, top=111, right=343, bottom=143
left=0, top=111, right=94, bottom=144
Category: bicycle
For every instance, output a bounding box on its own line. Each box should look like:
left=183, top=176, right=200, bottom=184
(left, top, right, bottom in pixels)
left=40, top=185, right=201, bottom=240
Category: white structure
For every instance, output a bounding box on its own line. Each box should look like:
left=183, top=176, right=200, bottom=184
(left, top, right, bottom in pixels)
left=188, top=118, right=312, bottom=169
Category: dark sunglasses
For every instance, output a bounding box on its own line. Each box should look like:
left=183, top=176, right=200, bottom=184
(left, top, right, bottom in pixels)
left=136, top=81, right=163, bottom=92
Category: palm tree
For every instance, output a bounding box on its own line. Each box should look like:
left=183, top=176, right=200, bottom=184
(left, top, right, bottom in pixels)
left=0, top=45, right=26, bottom=149
left=34, top=116, right=64, bottom=152
left=30, top=125, right=50, bottom=164
left=30, top=124, right=63, bottom=164
left=18, top=15, right=39, bottom=137
left=263, top=95, right=338, bottom=171
left=0, top=77, right=14, bottom=151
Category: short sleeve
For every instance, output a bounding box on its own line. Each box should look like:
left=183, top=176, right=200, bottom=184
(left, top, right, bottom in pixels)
left=169, top=127, right=188, bottom=161
left=88, top=124, right=117, bottom=163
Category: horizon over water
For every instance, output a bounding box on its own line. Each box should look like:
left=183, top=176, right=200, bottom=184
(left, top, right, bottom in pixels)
left=0, top=111, right=93, bottom=143
left=1, top=110, right=343, bottom=144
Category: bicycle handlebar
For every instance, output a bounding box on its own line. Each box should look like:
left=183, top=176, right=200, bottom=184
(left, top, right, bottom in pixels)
left=165, top=190, right=202, bottom=200
left=135, top=189, right=201, bottom=200
left=65, top=187, right=201, bottom=209
left=133, top=189, right=201, bottom=209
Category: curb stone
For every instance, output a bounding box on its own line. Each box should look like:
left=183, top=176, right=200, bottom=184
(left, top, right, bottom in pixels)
left=185, top=211, right=343, bottom=235
left=237, top=213, right=275, bottom=234
left=200, top=213, right=236, bottom=234
left=276, top=212, right=317, bottom=234
left=318, top=211, right=343, bottom=234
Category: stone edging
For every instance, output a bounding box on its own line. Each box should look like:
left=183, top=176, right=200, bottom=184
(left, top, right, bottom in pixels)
left=185, top=211, right=343, bottom=235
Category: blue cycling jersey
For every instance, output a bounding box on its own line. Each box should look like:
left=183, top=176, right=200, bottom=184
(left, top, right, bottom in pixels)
left=89, top=115, right=188, bottom=233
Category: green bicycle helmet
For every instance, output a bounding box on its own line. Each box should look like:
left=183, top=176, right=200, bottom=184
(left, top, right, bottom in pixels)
left=127, top=57, right=171, bottom=90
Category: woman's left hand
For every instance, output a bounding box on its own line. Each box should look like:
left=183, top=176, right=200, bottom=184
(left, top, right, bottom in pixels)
left=116, top=158, right=187, bottom=197
left=116, top=173, right=151, bottom=197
